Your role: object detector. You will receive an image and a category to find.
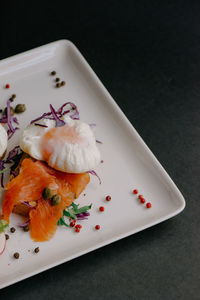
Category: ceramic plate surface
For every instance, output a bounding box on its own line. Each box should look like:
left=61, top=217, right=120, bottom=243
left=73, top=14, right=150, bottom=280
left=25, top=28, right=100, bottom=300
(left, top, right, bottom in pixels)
left=0, top=40, right=185, bottom=289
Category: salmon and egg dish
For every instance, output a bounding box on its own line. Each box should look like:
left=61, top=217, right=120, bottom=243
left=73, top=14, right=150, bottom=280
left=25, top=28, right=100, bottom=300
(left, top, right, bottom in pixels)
left=0, top=105, right=101, bottom=242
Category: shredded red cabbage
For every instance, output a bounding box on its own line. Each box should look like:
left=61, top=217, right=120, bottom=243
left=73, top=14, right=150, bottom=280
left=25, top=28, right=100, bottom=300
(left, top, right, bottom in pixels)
left=88, top=170, right=101, bottom=184
left=0, top=146, right=22, bottom=187
left=0, top=100, right=20, bottom=140
left=11, top=170, right=17, bottom=177
left=0, top=117, right=8, bottom=123
left=18, top=220, right=30, bottom=228
left=13, top=117, right=19, bottom=125
left=96, top=140, right=102, bottom=144
left=30, top=112, right=52, bottom=124
left=77, top=216, right=88, bottom=220
left=49, top=104, right=65, bottom=127
left=34, top=123, right=48, bottom=128
left=56, top=102, right=70, bottom=115
left=6, top=99, right=15, bottom=134
left=6, top=146, right=20, bottom=162
left=76, top=211, right=90, bottom=220
left=7, top=127, right=19, bottom=140
left=30, top=102, right=80, bottom=125
left=63, top=102, right=80, bottom=120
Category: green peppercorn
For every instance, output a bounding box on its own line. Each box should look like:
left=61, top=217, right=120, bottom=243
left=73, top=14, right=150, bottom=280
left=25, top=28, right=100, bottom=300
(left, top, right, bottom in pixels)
left=56, top=83, right=61, bottom=88
left=61, top=81, right=66, bottom=86
left=4, top=107, right=15, bottom=116
left=13, top=252, right=19, bottom=259
left=10, top=227, right=16, bottom=233
left=51, top=194, right=61, bottom=206
left=34, top=247, right=39, bottom=253
left=42, top=187, right=54, bottom=200
left=5, top=234, right=9, bottom=240
left=51, top=71, right=56, bottom=75
left=55, top=77, right=60, bottom=82
left=14, top=104, right=26, bottom=114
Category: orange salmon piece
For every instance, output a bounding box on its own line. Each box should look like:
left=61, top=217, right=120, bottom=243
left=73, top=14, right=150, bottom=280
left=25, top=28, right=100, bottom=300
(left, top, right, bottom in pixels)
left=2, top=158, right=90, bottom=241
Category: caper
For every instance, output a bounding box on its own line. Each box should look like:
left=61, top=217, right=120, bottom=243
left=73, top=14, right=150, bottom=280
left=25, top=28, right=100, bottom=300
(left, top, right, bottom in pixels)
left=14, top=104, right=26, bottom=114
left=4, top=106, right=15, bottom=116
left=51, top=194, right=61, bottom=206
left=42, top=187, right=54, bottom=200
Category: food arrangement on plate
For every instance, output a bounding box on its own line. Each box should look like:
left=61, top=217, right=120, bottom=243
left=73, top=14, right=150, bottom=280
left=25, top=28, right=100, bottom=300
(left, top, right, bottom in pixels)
left=0, top=74, right=103, bottom=256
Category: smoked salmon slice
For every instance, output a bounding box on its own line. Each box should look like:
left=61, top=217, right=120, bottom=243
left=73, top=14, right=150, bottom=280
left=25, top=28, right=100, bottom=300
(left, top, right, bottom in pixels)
left=2, top=158, right=90, bottom=241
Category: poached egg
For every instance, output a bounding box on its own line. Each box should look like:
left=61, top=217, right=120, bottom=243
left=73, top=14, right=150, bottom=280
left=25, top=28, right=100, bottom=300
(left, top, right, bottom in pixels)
left=0, top=124, right=8, bottom=158
left=20, top=116, right=101, bottom=173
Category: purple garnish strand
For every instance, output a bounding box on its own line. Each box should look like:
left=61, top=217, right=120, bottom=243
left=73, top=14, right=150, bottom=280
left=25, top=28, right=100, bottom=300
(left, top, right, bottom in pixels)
left=83, top=211, right=90, bottom=216
left=56, top=102, right=70, bottom=115
left=63, top=102, right=80, bottom=120
left=13, top=117, right=19, bottom=125
left=1, top=172, right=4, bottom=188
left=18, top=220, right=30, bottom=228
left=0, top=117, right=8, bottom=123
left=30, top=102, right=80, bottom=126
left=49, top=104, right=65, bottom=127
left=6, top=99, right=15, bottom=133
left=77, top=213, right=84, bottom=217
left=76, top=211, right=90, bottom=220
left=6, top=146, right=20, bottom=162
left=34, top=123, right=48, bottom=128
left=88, top=170, right=101, bottom=184
left=30, top=112, right=52, bottom=124
left=22, top=201, right=36, bottom=209
left=0, top=146, right=22, bottom=187
left=96, top=140, right=102, bottom=144
left=7, top=127, right=19, bottom=140
left=59, top=109, right=70, bottom=117
left=70, top=110, right=79, bottom=120
left=11, top=170, right=17, bottom=177
left=77, top=216, right=88, bottom=220
left=0, top=160, right=5, bottom=188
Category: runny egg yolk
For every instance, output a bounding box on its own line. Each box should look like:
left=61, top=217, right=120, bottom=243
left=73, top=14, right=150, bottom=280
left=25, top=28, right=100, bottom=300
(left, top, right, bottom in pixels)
left=42, top=124, right=84, bottom=161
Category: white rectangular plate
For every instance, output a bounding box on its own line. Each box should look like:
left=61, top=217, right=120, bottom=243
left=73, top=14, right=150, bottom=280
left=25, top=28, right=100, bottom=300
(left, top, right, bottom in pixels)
left=0, top=40, right=185, bottom=289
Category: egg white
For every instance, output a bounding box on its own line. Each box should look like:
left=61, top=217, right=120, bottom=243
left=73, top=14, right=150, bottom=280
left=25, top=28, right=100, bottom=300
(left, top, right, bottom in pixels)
left=0, top=124, right=8, bottom=158
left=20, top=116, right=101, bottom=173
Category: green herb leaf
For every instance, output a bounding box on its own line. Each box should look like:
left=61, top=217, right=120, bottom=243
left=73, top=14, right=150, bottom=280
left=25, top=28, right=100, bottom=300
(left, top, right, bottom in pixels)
left=71, top=202, right=79, bottom=211
left=57, top=202, right=92, bottom=227
left=74, top=204, right=92, bottom=214
left=57, top=216, right=69, bottom=227
left=63, top=210, right=77, bottom=220
left=0, top=220, right=8, bottom=233
left=0, top=168, right=8, bottom=175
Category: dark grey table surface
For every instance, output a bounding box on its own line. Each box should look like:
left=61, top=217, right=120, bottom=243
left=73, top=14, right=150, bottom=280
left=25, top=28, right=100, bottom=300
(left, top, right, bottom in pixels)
left=0, top=1, right=199, bottom=299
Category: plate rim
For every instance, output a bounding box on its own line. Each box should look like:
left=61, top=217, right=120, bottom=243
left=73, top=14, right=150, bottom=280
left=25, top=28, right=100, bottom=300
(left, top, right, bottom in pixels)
left=0, top=39, right=185, bottom=289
